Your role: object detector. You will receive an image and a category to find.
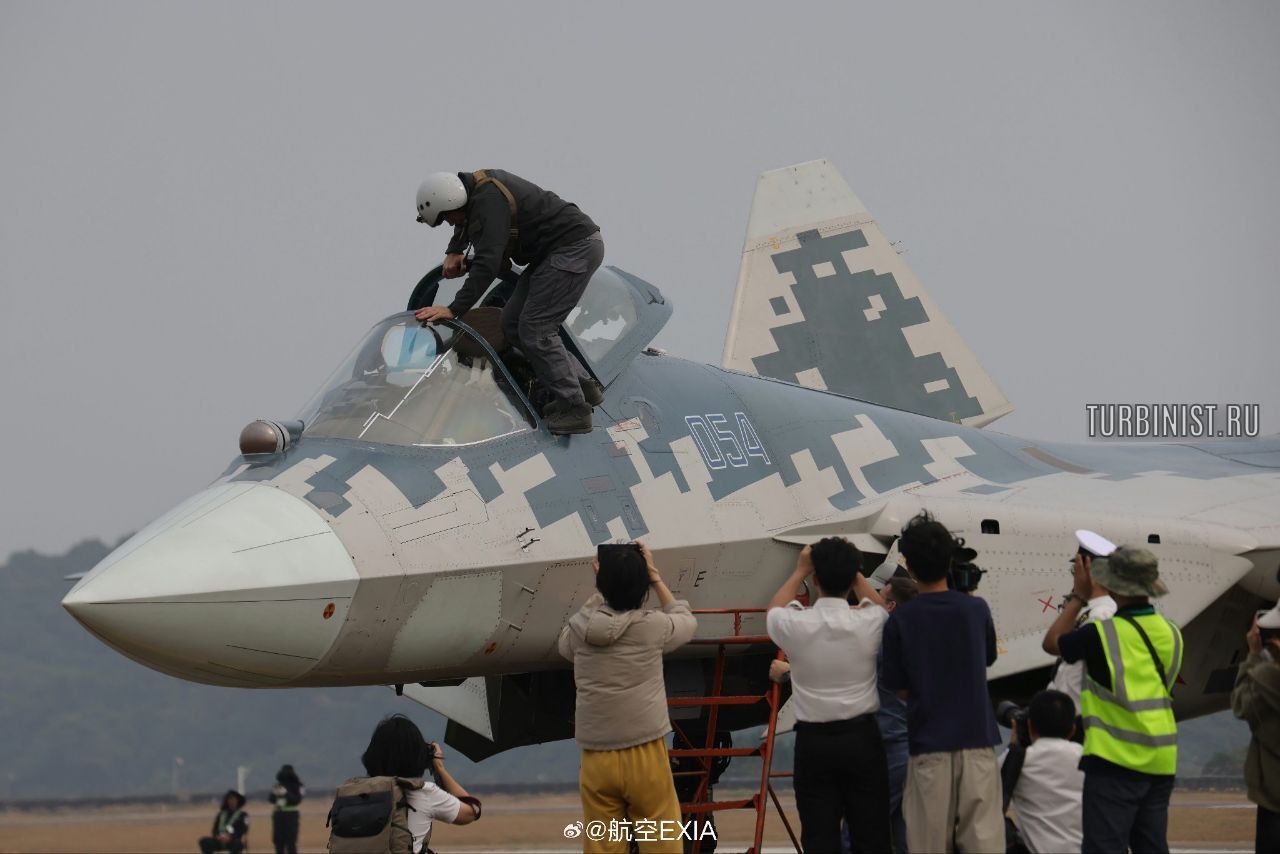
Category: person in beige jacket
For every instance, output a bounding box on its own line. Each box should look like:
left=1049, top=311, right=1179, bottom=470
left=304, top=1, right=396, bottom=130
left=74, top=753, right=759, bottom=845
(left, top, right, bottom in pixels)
left=558, top=541, right=697, bottom=853
left=1233, top=606, right=1280, bottom=853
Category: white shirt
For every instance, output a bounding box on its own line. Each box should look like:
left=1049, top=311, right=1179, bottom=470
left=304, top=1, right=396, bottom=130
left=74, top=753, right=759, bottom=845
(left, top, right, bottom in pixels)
left=1048, top=594, right=1117, bottom=711
left=406, top=781, right=461, bottom=851
left=766, top=597, right=887, bottom=723
left=1004, top=737, right=1084, bottom=854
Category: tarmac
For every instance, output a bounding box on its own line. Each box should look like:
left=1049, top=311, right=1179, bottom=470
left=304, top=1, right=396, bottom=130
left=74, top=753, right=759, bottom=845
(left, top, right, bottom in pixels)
left=0, top=789, right=1257, bottom=853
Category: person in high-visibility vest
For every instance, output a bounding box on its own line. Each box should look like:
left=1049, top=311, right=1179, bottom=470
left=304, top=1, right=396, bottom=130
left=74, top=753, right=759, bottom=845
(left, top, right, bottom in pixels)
left=1043, top=545, right=1183, bottom=854
left=198, top=790, right=249, bottom=854
left=268, top=764, right=304, bottom=854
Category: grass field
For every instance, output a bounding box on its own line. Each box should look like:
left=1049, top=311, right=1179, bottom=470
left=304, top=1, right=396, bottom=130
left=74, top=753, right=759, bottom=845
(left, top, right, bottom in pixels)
left=0, top=789, right=1257, bottom=853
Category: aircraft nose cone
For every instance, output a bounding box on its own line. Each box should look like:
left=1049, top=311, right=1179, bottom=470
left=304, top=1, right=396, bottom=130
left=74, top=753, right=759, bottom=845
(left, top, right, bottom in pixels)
left=62, top=482, right=358, bottom=686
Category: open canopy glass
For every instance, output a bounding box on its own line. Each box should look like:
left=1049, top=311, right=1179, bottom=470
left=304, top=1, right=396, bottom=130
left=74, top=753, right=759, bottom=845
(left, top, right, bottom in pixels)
left=299, top=316, right=534, bottom=447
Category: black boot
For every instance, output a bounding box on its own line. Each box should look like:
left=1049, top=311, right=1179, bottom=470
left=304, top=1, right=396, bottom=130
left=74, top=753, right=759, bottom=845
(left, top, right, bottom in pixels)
left=545, top=402, right=593, bottom=435
left=580, top=377, right=605, bottom=407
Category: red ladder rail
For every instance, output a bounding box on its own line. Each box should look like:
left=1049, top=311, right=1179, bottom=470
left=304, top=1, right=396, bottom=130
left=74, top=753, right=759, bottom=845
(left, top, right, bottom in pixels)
left=666, top=607, right=800, bottom=854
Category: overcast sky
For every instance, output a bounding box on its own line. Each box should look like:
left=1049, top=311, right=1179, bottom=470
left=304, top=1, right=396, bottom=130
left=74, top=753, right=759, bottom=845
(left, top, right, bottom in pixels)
left=3, top=3, right=1278, bottom=558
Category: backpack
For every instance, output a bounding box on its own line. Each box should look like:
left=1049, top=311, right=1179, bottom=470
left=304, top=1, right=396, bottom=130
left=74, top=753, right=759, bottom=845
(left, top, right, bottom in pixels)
left=327, top=776, right=424, bottom=854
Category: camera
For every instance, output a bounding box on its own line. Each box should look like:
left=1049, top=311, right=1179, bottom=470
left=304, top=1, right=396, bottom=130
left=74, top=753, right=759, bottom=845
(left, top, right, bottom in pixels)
left=1258, top=609, right=1280, bottom=645
left=598, top=542, right=642, bottom=564
left=949, top=540, right=986, bottom=593
left=997, top=700, right=1031, bottom=746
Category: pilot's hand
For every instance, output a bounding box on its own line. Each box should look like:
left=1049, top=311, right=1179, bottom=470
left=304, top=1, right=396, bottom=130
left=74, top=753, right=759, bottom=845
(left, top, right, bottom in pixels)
left=769, top=659, right=791, bottom=684
left=443, top=253, right=466, bottom=279
left=416, top=306, right=455, bottom=324
left=1248, top=615, right=1263, bottom=655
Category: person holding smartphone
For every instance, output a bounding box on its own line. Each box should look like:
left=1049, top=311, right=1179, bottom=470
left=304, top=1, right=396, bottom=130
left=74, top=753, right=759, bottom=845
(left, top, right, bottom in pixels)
left=558, top=541, right=697, bottom=853
left=1232, top=604, right=1280, bottom=853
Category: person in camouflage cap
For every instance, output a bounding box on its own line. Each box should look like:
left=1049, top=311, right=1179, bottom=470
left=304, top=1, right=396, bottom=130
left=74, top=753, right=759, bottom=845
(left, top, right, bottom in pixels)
left=1090, top=546, right=1169, bottom=599
left=1045, top=543, right=1183, bottom=853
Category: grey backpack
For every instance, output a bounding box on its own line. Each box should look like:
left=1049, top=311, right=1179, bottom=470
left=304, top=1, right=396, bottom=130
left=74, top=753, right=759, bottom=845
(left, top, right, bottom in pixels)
left=326, top=775, right=424, bottom=854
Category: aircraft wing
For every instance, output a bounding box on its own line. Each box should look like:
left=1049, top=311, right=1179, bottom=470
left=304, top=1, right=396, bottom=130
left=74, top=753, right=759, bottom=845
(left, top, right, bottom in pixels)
left=723, top=160, right=1013, bottom=427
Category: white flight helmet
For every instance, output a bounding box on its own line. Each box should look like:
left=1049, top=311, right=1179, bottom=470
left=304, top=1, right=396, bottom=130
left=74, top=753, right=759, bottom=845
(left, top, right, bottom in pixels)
left=415, top=172, right=467, bottom=227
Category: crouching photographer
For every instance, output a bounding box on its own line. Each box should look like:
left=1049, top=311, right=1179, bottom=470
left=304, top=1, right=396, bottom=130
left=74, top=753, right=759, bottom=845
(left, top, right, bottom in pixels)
left=999, top=690, right=1084, bottom=854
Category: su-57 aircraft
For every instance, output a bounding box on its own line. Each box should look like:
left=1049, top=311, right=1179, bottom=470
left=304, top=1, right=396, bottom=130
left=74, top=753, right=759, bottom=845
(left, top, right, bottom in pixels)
left=64, top=160, right=1280, bottom=760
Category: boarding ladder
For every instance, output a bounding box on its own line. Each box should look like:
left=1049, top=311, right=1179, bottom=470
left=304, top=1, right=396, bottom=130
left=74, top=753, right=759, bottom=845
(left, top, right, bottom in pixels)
left=667, top=607, right=800, bottom=854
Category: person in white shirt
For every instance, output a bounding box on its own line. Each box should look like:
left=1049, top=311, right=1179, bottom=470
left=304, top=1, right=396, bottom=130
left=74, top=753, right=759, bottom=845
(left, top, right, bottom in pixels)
left=358, top=715, right=479, bottom=852
left=766, top=537, right=890, bottom=854
left=1002, top=690, right=1085, bottom=854
left=1045, top=530, right=1118, bottom=713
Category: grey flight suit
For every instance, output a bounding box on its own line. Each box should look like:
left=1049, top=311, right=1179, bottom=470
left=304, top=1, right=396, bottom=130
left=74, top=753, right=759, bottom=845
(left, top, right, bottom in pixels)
left=444, top=169, right=602, bottom=407
left=500, top=232, right=604, bottom=406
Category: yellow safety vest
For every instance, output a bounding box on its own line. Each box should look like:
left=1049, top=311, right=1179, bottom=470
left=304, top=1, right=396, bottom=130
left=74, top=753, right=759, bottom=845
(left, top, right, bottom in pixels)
left=1079, top=611, right=1183, bottom=776
left=216, top=807, right=245, bottom=834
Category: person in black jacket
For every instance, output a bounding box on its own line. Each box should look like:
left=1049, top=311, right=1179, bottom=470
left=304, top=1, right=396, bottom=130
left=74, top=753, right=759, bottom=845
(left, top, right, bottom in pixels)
left=268, top=765, right=304, bottom=854
left=198, top=790, right=248, bottom=854
left=414, top=169, right=605, bottom=436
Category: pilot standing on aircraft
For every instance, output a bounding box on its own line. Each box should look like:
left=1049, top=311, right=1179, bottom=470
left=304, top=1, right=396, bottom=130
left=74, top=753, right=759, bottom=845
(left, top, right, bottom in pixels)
left=413, top=170, right=605, bottom=436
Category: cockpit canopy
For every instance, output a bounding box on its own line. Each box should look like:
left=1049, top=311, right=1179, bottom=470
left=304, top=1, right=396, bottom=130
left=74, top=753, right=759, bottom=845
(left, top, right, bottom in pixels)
left=299, top=319, right=533, bottom=447
left=300, top=265, right=671, bottom=449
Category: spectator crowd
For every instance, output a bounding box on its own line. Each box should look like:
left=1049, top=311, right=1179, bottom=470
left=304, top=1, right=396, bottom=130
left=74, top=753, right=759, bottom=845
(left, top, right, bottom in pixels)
left=202, top=511, right=1280, bottom=854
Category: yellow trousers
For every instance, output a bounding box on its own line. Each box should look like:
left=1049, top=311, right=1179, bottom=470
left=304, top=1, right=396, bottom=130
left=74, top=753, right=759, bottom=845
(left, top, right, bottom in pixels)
left=578, top=737, right=684, bottom=853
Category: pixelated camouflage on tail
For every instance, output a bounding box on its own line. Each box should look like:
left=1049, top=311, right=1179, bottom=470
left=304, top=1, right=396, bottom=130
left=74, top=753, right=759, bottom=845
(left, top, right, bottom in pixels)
left=723, top=159, right=1012, bottom=427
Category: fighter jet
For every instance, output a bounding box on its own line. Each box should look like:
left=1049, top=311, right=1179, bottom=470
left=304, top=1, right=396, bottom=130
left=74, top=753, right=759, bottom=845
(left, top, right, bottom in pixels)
left=63, top=160, right=1280, bottom=759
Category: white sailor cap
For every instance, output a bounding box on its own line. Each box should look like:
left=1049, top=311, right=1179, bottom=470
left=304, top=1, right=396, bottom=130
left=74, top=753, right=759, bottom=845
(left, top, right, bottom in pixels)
left=1075, top=530, right=1117, bottom=558
left=1259, top=604, right=1280, bottom=630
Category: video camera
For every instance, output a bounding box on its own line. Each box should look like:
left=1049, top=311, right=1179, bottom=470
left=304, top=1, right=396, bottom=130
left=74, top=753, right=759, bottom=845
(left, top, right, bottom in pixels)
left=996, top=700, right=1031, bottom=746
left=949, top=539, right=986, bottom=593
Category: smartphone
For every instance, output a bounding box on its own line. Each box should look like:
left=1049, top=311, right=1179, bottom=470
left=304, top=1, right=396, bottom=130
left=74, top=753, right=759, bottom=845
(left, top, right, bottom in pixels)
left=1258, top=609, right=1280, bottom=643
left=597, top=542, right=641, bottom=565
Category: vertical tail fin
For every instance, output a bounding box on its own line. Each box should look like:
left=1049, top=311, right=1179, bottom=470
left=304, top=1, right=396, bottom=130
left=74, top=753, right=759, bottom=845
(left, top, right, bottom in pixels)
left=723, top=160, right=1012, bottom=427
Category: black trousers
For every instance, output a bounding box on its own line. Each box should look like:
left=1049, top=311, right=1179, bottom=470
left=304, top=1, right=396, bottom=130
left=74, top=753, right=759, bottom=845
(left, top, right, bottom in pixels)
left=273, top=810, right=300, bottom=854
left=1082, top=770, right=1174, bottom=853
left=793, top=714, right=890, bottom=854
left=1258, top=804, right=1280, bottom=854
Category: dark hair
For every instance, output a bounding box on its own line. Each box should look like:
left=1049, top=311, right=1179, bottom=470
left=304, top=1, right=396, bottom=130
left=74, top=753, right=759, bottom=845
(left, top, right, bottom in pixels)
left=222, top=789, right=246, bottom=810
left=361, top=714, right=432, bottom=778
left=898, top=511, right=955, bottom=583
left=276, top=764, right=301, bottom=786
left=1028, top=690, right=1076, bottom=740
left=882, top=576, right=919, bottom=606
left=811, top=537, right=860, bottom=596
left=597, top=547, right=649, bottom=611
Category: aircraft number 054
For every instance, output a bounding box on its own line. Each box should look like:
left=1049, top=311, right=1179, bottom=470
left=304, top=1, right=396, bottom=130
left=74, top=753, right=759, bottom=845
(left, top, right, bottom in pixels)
left=685, top=413, right=772, bottom=471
